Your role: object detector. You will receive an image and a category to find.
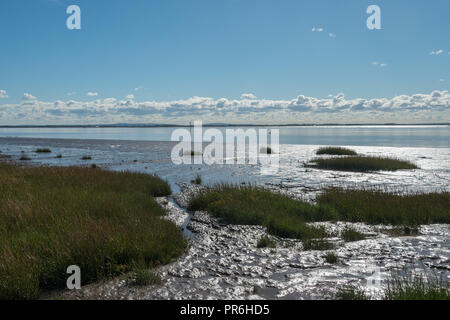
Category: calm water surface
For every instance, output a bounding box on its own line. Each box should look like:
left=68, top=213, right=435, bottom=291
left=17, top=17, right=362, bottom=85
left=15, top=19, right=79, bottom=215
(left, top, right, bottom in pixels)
left=0, top=125, right=448, bottom=148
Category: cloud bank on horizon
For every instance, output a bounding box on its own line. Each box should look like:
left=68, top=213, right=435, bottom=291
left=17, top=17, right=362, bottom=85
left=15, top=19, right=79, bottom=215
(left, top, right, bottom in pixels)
left=0, top=90, right=448, bottom=125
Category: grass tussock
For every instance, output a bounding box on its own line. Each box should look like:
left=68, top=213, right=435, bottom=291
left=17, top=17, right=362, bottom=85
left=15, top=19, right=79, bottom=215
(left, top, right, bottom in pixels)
left=309, top=156, right=418, bottom=172
left=188, top=185, right=332, bottom=240
left=317, top=188, right=450, bottom=225
left=324, top=252, right=338, bottom=264
left=191, top=174, right=202, bottom=185
left=336, top=285, right=369, bottom=300
left=0, top=164, right=183, bottom=299
left=341, top=227, right=366, bottom=242
left=19, top=155, right=31, bottom=161
left=132, top=268, right=162, bottom=286
left=35, top=148, right=51, bottom=153
left=80, top=155, right=92, bottom=160
left=385, top=273, right=450, bottom=300
left=256, top=235, right=277, bottom=248
left=316, top=147, right=357, bottom=156
left=260, top=146, right=273, bottom=154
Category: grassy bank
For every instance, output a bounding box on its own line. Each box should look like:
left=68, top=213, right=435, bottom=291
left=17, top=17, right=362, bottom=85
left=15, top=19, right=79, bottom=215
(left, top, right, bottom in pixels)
left=309, top=156, right=418, bottom=172
left=188, top=185, right=330, bottom=240
left=0, top=164, right=185, bottom=299
left=317, top=188, right=450, bottom=225
left=316, top=147, right=357, bottom=156
left=189, top=185, right=450, bottom=236
left=336, top=273, right=450, bottom=300
left=385, top=274, right=450, bottom=300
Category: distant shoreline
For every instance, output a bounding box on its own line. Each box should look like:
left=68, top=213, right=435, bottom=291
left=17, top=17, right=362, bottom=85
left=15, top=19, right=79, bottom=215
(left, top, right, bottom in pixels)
left=0, top=123, right=449, bottom=128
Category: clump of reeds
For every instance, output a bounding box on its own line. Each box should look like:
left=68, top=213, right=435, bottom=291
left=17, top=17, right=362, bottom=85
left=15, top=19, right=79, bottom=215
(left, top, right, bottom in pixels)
left=308, top=156, right=418, bottom=172
left=384, top=272, right=450, bottom=300
left=191, top=174, right=202, bottom=185
left=256, top=235, right=277, bottom=248
left=188, top=184, right=331, bottom=240
left=35, top=148, right=51, bottom=153
left=317, top=188, right=450, bottom=225
left=341, top=227, right=366, bottom=242
left=316, top=147, right=357, bottom=156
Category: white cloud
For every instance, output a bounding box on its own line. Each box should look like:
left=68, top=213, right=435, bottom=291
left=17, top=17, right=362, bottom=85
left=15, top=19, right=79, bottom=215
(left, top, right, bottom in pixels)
left=87, top=92, right=98, bottom=97
left=312, top=27, right=323, bottom=32
left=126, top=94, right=135, bottom=100
left=0, top=89, right=7, bottom=98
left=241, top=93, right=257, bottom=100
left=328, top=33, right=336, bottom=38
left=372, top=62, right=387, bottom=67
left=0, top=91, right=448, bottom=125
left=134, top=86, right=142, bottom=91
left=440, top=79, right=445, bottom=82
left=23, top=93, right=36, bottom=100
left=429, top=49, right=444, bottom=55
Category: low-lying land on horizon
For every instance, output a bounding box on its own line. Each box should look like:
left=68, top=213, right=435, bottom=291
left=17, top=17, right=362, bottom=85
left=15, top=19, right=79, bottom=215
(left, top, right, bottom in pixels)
left=0, top=164, right=186, bottom=300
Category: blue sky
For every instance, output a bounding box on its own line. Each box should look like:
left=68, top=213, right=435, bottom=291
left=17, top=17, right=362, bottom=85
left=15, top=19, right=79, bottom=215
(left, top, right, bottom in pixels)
left=0, top=0, right=449, bottom=124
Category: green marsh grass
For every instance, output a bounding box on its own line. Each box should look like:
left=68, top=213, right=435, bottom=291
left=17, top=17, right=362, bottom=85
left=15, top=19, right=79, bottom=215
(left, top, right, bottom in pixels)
left=0, top=164, right=184, bottom=299
left=324, top=252, right=338, bottom=264
left=316, top=147, right=357, bottom=156
left=341, top=227, right=366, bottom=242
left=191, top=174, right=202, bottom=185
left=132, top=268, right=162, bottom=286
left=385, top=273, right=450, bottom=300
left=189, top=185, right=450, bottom=241
left=256, top=235, right=277, bottom=248
left=309, top=156, right=418, bottom=172
left=260, top=146, right=273, bottom=154
left=336, top=285, right=369, bottom=300
left=35, top=148, right=51, bottom=153
left=188, top=185, right=331, bottom=240
left=317, top=188, right=450, bottom=225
